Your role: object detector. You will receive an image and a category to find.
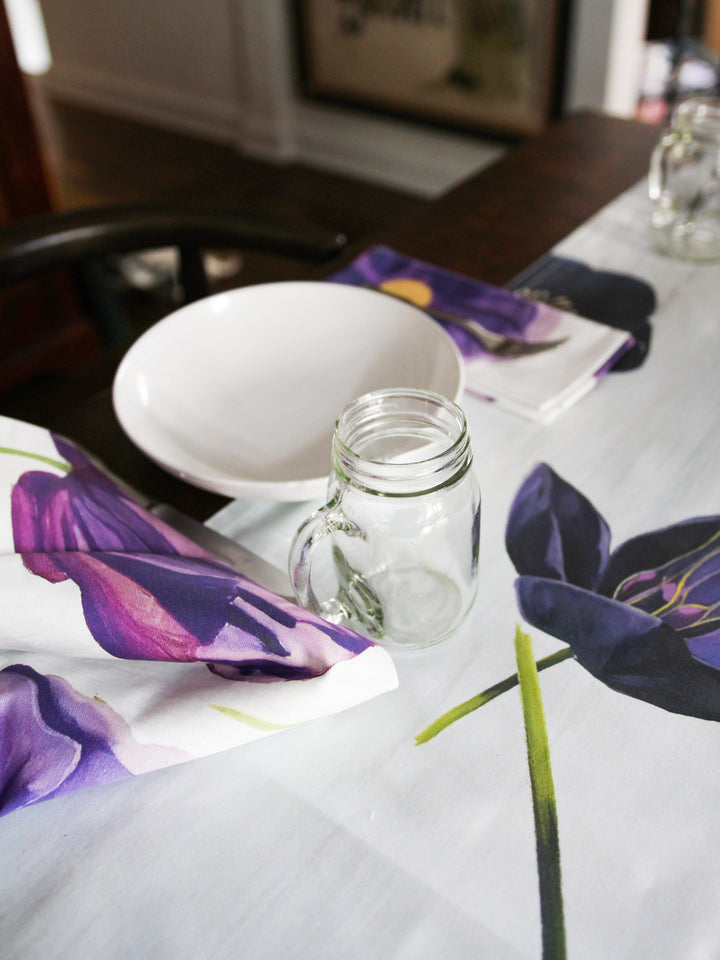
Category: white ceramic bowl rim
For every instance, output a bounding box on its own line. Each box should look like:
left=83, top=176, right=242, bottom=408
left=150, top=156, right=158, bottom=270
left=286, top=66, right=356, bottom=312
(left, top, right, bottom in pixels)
left=112, top=280, right=464, bottom=501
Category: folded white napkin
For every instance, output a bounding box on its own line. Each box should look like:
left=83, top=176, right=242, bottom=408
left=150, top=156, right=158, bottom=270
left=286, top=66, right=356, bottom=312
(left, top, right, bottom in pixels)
left=0, top=416, right=397, bottom=817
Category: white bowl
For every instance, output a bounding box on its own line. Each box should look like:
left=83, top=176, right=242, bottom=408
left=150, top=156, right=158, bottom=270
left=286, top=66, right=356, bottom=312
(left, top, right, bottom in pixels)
left=113, top=281, right=464, bottom=501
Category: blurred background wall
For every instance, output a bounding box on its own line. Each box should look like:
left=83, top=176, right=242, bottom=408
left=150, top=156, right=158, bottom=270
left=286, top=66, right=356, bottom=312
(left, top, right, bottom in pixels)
left=5, top=0, right=720, bottom=196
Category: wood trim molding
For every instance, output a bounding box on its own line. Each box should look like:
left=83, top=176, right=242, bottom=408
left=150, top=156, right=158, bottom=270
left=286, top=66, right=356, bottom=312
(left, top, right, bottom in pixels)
left=0, top=0, right=56, bottom=220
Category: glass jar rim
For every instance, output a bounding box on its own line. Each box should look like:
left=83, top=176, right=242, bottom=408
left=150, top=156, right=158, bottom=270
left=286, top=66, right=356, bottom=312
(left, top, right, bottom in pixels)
left=332, top=388, right=472, bottom=496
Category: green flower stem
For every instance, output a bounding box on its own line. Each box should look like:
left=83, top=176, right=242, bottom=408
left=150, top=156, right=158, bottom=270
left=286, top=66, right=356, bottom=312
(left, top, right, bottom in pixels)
left=415, top=646, right=573, bottom=745
left=515, top=625, right=566, bottom=960
left=0, top=446, right=70, bottom=473
left=209, top=703, right=296, bottom=732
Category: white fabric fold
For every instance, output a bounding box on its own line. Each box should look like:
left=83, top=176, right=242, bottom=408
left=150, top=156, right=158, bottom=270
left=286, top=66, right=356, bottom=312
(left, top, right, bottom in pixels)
left=0, top=417, right=398, bottom=816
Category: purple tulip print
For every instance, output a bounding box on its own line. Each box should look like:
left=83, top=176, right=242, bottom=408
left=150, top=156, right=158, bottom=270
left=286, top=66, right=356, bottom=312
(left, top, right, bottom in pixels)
left=328, top=245, right=564, bottom=361
left=417, top=461, right=720, bottom=959
left=10, top=434, right=210, bottom=576
left=10, top=434, right=372, bottom=680
left=506, top=463, right=720, bottom=721
left=507, top=253, right=656, bottom=370
left=0, top=664, right=189, bottom=817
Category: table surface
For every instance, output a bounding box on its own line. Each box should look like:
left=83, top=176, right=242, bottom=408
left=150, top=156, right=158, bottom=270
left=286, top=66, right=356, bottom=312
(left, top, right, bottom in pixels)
left=10, top=111, right=718, bottom=960
left=51, top=111, right=661, bottom=521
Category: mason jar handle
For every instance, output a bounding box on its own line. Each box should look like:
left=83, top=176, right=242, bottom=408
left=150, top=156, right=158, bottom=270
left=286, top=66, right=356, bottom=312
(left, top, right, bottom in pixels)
left=649, top=130, right=682, bottom=201
left=288, top=505, right=364, bottom=618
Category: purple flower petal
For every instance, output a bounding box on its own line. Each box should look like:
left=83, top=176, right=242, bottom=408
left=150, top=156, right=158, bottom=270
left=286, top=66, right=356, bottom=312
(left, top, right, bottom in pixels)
left=327, top=245, right=544, bottom=361
left=609, top=527, right=720, bottom=653
left=600, top=518, right=720, bottom=597
left=11, top=435, right=374, bottom=681
left=11, top=467, right=206, bottom=559
left=507, top=466, right=720, bottom=721
left=685, top=622, right=720, bottom=669
left=506, top=464, right=610, bottom=590
left=516, top=576, right=720, bottom=721
left=0, top=664, right=186, bottom=816
left=51, top=433, right=95, bottom=471
left=21, top=550, right=371, bottom=677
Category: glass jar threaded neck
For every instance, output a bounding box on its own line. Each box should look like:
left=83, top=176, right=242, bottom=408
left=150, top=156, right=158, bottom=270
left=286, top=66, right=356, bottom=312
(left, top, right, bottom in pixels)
left=332, top=388, right=472, bottom=496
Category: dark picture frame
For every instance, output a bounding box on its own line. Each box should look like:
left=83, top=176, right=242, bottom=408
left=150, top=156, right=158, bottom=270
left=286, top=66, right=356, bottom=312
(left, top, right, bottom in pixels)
left=294, top=0, right=568, bottom=138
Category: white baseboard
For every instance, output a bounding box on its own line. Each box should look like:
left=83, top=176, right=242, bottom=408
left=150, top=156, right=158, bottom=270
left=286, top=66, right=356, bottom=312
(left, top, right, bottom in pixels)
left=40, top=61, right=505, bottom=198
left=40, top=61, right=244, bottom=146
left=290, top=103, right=504, bottom=198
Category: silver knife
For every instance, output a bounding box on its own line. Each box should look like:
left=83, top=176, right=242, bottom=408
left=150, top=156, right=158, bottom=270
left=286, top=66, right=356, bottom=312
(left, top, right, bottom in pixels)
left=74, top=442, right=294, bottom=599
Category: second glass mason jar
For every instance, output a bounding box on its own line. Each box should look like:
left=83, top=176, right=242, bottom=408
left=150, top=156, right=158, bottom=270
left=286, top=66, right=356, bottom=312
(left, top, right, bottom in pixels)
left=649, top=95, right=720, bottom=261
left=289, top=388, right=481, bottom=650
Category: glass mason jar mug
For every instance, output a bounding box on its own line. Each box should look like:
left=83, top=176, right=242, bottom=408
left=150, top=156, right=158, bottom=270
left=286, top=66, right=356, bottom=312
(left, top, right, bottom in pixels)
left=289, top=389, right=481, bottom=650
left=649, top=95, right=720, bottom=261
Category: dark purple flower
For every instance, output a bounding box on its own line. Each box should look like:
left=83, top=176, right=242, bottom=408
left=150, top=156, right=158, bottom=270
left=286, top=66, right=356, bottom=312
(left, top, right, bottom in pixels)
left=506, top=253, right=656, bottom=369
left=11, top=435, right=372, bottom=679
left=328, top=245, right=558, bottom=360
left=506, top=464, right=720, bottom=721
left=0, top=664, right=187, bottom=816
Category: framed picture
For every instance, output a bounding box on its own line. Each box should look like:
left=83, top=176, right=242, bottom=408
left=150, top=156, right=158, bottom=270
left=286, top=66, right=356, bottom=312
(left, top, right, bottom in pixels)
left=294, top=0, right=568, bottom=138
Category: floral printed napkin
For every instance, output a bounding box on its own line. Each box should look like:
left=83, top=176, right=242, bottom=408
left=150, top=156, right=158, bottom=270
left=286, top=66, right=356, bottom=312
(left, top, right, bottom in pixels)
left=329, top=246, right=636, bottom=424
left=0, top=416, right=398, bottom=818
left=507, top=252, right=655, bottom=370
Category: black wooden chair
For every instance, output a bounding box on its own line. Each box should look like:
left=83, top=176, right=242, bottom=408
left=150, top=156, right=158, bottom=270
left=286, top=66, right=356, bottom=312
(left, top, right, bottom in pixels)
left=0, top=203, right=347, bottom=344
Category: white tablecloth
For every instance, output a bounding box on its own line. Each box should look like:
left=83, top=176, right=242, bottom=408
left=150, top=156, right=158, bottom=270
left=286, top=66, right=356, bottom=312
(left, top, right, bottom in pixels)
left=2, top=181, right=720, bottom=960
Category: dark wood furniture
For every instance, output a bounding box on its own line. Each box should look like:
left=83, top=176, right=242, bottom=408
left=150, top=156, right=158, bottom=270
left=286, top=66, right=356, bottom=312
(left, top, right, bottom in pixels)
left=50, top=111, right=661, bottom=521
left=0, top=2, right=101, bottom=392
left=0, top=202, right=347, bottom=352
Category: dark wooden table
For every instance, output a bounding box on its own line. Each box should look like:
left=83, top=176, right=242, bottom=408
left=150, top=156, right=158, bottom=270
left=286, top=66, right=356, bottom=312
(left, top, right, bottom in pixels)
left=51, top=111, right=660, bottom=520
